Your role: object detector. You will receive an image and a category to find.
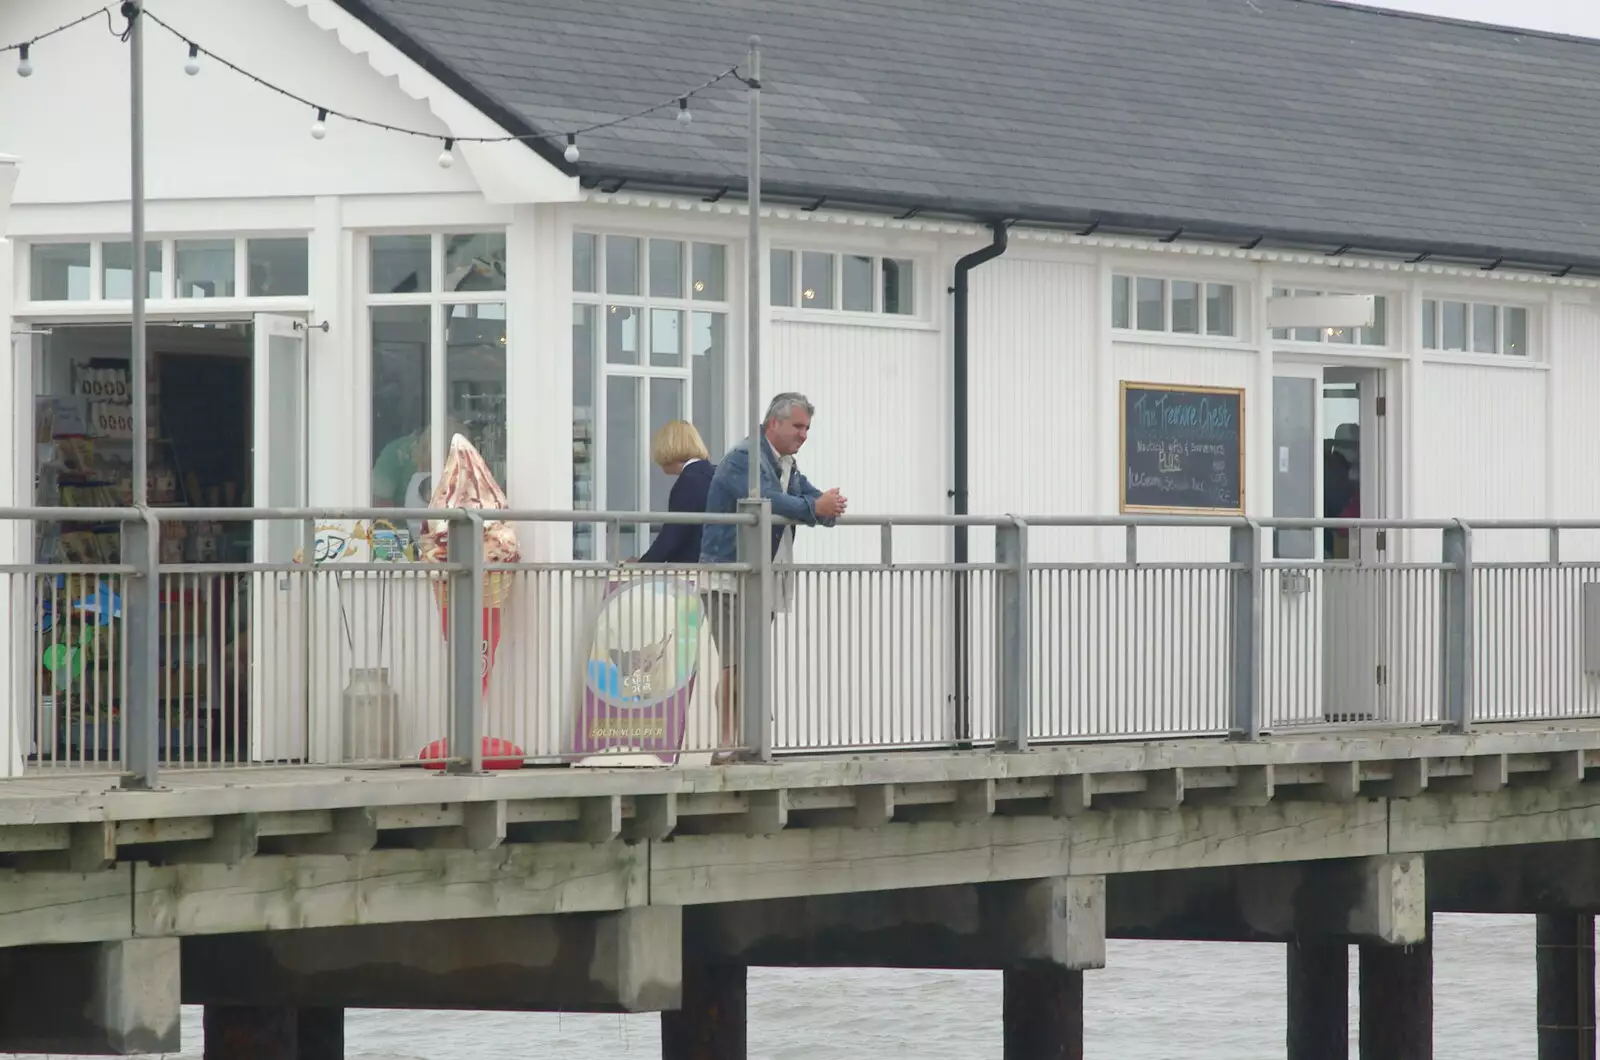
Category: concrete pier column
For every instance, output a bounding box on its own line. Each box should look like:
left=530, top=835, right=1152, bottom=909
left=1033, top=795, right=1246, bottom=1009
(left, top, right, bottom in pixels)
left=661, top=962, right=747, bottom=1060
left=1536, top=913, right=1596, bottom=1060
left=1002, top=964, right=1084, bottom=1060
left=1359, top=931, right=1432, bottom=1060
left=1286, top=938, right=1348, bottom=1060
left=0, top=938, right=181, bottom=1054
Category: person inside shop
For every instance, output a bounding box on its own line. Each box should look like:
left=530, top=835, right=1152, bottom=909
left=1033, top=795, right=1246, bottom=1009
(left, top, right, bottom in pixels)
left=370, top=418, right=464, bottom=508
left=638, top=419, right=716, bottom=564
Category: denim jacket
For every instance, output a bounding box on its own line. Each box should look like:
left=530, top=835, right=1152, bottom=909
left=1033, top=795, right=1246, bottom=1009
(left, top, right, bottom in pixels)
left=699, top=437, right=834, bottom=563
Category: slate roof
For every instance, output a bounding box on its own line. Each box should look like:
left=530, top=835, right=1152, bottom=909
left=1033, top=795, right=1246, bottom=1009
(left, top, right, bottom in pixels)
left=334, top=0, right=1600, bottom=271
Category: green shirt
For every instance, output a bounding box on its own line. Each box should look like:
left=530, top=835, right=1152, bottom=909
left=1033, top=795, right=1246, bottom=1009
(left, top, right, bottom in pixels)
left=371, top=432, right=422, bottom=506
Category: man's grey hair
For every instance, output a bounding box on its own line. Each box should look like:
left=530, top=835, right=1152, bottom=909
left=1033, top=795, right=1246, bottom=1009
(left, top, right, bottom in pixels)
left=764, top=392, right=815, bottom=424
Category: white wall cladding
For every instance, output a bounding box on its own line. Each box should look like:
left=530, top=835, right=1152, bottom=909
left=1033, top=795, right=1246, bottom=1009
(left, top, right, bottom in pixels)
left=1416, top=362, right=1547, bottom=562
left=767, top=318, right=954, bottom=749
left=967, top=257, right=1099, bottom=563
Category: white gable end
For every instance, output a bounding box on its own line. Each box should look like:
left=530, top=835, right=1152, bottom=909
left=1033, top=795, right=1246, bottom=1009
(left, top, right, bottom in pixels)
left=0, top=0, right=575, bottom=207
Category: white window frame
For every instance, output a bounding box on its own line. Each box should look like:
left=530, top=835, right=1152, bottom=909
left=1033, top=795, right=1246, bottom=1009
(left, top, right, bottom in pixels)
left=359, top=229, right=510, bottom=499
left=768, top=246, right=924, bottom=323
left=1270, top=286, right=1392, bottom=349
left=1111, top=272, right=1241, bottom=339
left=571, top=229, right=733, bottom=561
left=17, top=234, right=313, bottom=310
left=1421, top=296, right=1535, bottom=360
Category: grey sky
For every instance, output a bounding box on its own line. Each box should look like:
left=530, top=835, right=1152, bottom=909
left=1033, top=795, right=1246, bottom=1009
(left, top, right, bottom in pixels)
left=1355, top=0, right=1600, bottom=37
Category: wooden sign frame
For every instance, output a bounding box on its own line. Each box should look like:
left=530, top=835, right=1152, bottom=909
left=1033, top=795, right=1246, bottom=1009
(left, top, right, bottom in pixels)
left=1119, top=380, right=1247, bottom=516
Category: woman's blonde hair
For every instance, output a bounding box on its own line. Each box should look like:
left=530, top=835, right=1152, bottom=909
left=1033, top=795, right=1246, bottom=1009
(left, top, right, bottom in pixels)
left=651, top=419, right=710, bottom=467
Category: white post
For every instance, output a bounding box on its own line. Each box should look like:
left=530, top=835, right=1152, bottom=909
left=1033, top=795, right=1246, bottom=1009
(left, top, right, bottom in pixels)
left=745, top=36, right=762, bottom=499
left=0, top=153, right=21, bottom=777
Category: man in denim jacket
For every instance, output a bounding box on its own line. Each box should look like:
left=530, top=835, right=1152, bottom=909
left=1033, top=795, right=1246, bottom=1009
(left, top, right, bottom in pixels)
left=699, top=392, right=847, bottom=759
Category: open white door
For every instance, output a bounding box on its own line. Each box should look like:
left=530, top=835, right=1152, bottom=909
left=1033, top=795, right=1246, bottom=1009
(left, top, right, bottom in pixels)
left=250, top=314, right=308, bottom=761
left=1321, top=367, right=1386, bottom=723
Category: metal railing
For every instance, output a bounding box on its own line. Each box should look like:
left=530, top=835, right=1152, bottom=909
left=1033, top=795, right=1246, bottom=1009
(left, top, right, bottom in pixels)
left=5, top=506, right=1600, bottom=784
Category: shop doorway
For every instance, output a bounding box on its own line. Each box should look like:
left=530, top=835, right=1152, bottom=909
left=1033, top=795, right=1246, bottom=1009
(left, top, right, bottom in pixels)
left=1269, top=363, right=1391, bottom=724
left=25, top=314, right=307, bottom=766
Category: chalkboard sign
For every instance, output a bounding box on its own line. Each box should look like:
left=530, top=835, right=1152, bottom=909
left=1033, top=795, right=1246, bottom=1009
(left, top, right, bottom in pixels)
left=1120, top=382, right=1245, bottom=515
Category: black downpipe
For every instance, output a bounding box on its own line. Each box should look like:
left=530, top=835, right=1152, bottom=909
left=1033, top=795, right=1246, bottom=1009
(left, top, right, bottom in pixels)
left=952, top=221, right=1009, bottom=744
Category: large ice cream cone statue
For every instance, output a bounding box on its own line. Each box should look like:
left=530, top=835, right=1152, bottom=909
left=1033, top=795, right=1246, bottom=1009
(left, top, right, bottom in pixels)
left=419, top=435, right=520, bottom=699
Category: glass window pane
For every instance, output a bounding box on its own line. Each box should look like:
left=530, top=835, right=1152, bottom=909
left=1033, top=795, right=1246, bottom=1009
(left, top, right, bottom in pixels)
left=446, top=303, right=507, bottom=489
left=649, top=377, right=686, bottom=514
left=1270, top=288, right=1289, bottom=342
left=883, top=258, right=914, bottom=315
left=1472, top=303, right=1498, bottom=353
left=1292, top=288, right=1321, bottom=342
left=444, top=232, right=506, bottom=292
left=842, top=254, right=873, bottom=312
left=1442, top=301, right=1469, bottom=351
left=572, top=305, right=597, bottom=557
left=102, top=241, right=161, bottom=300
left=801, top=251, right=834, bottom=309
left=1362, top=295, right=1388, bottom=346
left=1422, top=300, right=1437, bottom=349
left=650, top=308, right=684, bottom=368
left=369, top=305, right=432, bottom=507
left=30, top=243, right=91, bottom=301
left=1204, top=284, right=1235, bottom=337
left=606, top=235, right=640, bottom=296
left=607, top=374, right=642, bottom=556
left=1111, top=275, right=1130, bottom=329
left=1504, top=306, right=1528, bottom=357
left=175, top=239, right=236, bottom=299
left=573, top=233, right=597, bottom=293
left=649, top=239, right=684, bottom=299
left=1171, top=280, right=1200, bottom=334
left=1135, top=277, right=1164, bottom=331
left=692, top=242, right=726, bottom=301
left=692, top=311, right=727, bottom=460
left=606, top=305, right=640, bottom=365
left=370, top=234, right=430, bottom=294
left=771, top=249, right=795, bottom=307
left=247, top=237, right=309, bottom=297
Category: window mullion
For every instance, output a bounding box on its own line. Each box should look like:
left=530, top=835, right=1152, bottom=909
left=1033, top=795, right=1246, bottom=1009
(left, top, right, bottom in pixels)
left=431, top=300, right=446, bottom=485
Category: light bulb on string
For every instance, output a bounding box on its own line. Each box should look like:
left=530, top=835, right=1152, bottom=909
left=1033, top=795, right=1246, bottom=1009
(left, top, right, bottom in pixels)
left=311, top=107, right=327, bottom=140
left=564, top=134, right=580, bottom=164
left=16, top=44, right=31, bottom=78
left=184, top=43, right=200, bottom=76
left=677, top=97, right=692, bottom=125
left=438, top=138, right=455, bottom=169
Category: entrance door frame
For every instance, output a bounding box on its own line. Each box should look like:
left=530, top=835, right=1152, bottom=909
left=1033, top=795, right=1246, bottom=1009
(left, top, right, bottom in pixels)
left=1271, top=353, right=1401, bottom=723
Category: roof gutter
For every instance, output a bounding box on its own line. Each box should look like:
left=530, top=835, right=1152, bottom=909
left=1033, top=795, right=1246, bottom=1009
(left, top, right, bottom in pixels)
left=951, top=221, right=1009, bottom=745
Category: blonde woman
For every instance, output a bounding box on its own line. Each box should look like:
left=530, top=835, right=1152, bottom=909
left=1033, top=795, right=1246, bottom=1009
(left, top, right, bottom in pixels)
left=639, top=420, right=715, bottom=564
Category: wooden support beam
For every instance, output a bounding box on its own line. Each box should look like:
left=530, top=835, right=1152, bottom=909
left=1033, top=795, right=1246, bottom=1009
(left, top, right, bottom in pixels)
left=746, top=791, right=787, bottom=836
left=1051, top=774, right=1092, bottom=817
left=581, top=797, right=623, bottom=843
left=627, top=794, right=679, bottom=841
left=1124, top=769, right=1184, bottom=810
left=1313, top=761, right=1361, bottom=803
left=1190, top=765, right=1274, bottom=808
left=463, top=801, right=507, bottom=851
left=853, top=786, right=895, bottom=829
left=1434, top=754, right=1508, bottom=795
left=160, top=815, right=259, bottom=866
left=15, top=821, right=116, bottom=873
left=1547, top=750, right=1588, bottom=791
left=954, top=779, right=996, bottom=821
left=270, top=809, right=376, bottom=856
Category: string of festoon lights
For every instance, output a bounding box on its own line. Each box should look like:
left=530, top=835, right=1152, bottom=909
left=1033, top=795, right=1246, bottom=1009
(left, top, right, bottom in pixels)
left=3, top=3, right=753, bottom=169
